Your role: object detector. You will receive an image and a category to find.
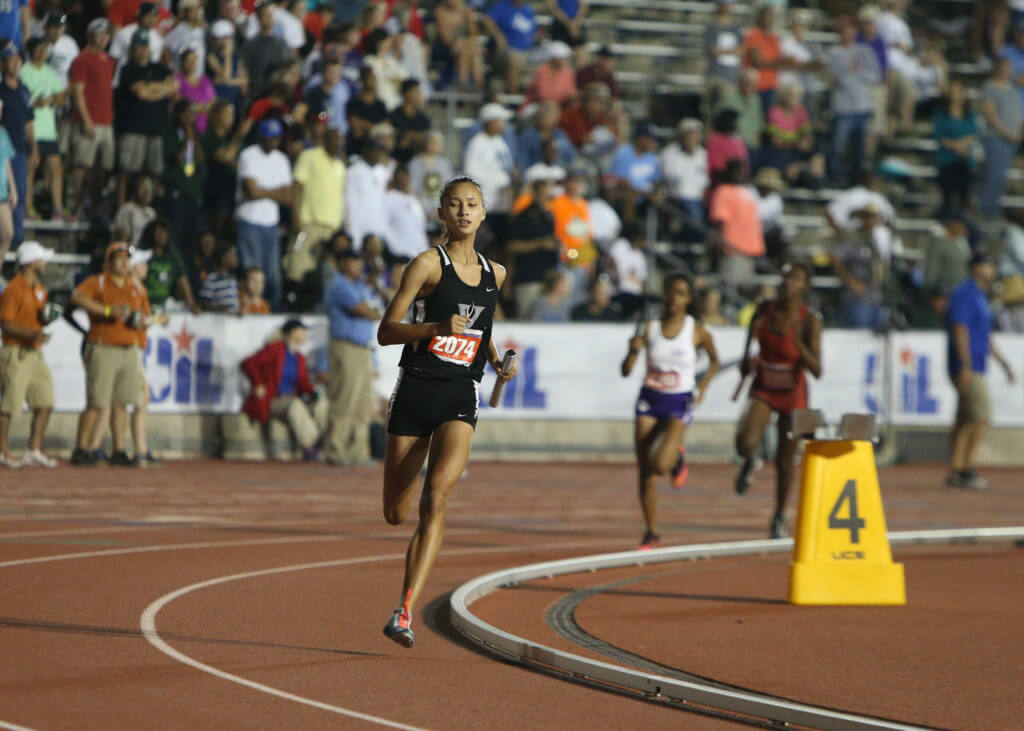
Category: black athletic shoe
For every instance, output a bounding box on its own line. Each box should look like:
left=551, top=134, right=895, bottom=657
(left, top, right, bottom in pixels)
left=638, top=531, right=662, bottom=550
left=770, top=514, right=789, bottom=539
left=70, top=448, right=96, bottom=466
left=734, top=457, right=763, bottom=495
left=948, top=470, right=988, bottom=490
left=109, top=451, right=137, bottom=467
left=137, top=452, right=161, bottom=467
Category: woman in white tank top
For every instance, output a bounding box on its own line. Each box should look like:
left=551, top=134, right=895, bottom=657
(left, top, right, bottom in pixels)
left=620, top=274, right=720, bottom=549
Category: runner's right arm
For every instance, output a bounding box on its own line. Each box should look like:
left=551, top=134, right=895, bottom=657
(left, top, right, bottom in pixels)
left=621, top=321, right=647, bottom=377
left=377, top=251, right=464, bottom=346
left=739, top=302, right=765, bottom=376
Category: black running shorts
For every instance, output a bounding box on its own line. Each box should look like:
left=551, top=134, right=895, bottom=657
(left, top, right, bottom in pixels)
left=387, top=370, right=480, bottom=437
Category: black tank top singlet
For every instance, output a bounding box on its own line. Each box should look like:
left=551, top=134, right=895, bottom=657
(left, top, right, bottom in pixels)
left=398, top=245, right=498, bottom=382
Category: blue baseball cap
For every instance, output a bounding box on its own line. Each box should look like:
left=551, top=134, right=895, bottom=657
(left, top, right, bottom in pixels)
left=258, top=118, right=284, bottom=139
left=633, top=120, right=656, bottom=139
left=0, top=45, right=20, bottom=62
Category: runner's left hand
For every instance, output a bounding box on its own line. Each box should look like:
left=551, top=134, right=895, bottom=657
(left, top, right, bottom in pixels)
left=495, top=359, right=518, bottom=382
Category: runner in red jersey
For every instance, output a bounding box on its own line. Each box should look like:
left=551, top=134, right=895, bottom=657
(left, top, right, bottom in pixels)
left=734, top=262, right=822, bottom=538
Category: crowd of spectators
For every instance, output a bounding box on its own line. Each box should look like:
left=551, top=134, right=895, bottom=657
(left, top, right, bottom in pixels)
left=0, top=0, right=1016, bottom=334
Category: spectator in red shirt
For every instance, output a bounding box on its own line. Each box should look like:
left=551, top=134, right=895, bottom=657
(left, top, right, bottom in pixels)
left=526, top=40, right=577, bottom=106
left=575, top=45, right=618, bottom=98
left=706, top=107, right=749, bottom=191
left=241, top=319, right=324, bottom=461
left=108, top=0, right=147, bottom=29
left=303, top=0, right=334, bottom=44
left=68, top=18, right=116, bottom=220
left=558, top=81, right=616, bottom=148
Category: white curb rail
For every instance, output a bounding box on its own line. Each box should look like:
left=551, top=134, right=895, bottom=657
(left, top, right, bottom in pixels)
left=450, top=528, right=1024, bottom=730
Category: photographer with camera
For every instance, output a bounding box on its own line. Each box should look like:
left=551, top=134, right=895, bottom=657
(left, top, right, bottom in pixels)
left=0, top=242, right=62, bottom=468
left=69, top=241, right=152, bottom=467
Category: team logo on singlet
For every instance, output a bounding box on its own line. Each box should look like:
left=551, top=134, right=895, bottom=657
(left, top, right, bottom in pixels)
left=458, top=303, right=486, bottom=327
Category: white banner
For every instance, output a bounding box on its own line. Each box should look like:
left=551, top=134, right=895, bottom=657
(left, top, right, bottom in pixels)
left=886, top=332, right=1024, bottom=427
left=43, top=315, right=330, bottom=414
left=38, top=317, right=1024, bottom=426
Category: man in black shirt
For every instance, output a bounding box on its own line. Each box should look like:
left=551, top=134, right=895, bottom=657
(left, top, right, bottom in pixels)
left=240, top=0, right=292, bottom=98
left=506, top=165, right=561, bottom=317
left=303, top=56, right=342, bottom=123
left=115, top=30, right=176, bottom=206
left=389, top=78, right=430, bottom=165
left=0, top=45, right=35, bottom=248
left=345, top=66, right=387, bottom=157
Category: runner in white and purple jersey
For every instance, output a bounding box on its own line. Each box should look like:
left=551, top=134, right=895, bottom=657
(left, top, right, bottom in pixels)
left=620, top=273, right=721, bottom=549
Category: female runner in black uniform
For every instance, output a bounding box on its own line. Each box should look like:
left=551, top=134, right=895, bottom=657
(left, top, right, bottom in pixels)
left=377, top=176, right=517, bottom=648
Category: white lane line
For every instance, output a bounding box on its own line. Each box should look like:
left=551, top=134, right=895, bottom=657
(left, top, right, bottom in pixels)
left=0, top=530, right=487, bottom=569
left=0, top=526, right=161, bottom=540
left=0, top=721, right=37, bottom=731
left=0, top=535, right=348, bottom=568
left=140, top=539, right=618, bottom=730
left=0, top=527, right=563, bottom=569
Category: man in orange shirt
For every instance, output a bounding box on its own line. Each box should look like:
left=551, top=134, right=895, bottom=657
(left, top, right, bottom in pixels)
left=69, top=241, right=152, bottom=467
left=710, top=159, right=765, bottom=293
left=549, top=166, right=595, bottom=299
left=743, top=4, right=782, bottom=111
left=0, top=242, right=60, bottom=468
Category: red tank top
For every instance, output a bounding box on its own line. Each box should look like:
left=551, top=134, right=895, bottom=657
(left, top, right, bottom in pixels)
left=753, top=301, right=808, bottom=392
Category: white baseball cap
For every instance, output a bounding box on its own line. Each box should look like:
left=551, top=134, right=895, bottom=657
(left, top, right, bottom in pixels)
left=130, top=248, right=153, bottom=268
left=17, top=241, right=53, bottom=266
left=545, top=40, right=572, bottom=61
left=479, top=103, right=513, bottom=123
left=524, top=163, right=566, bottom=184
left=211, top=19, right=235, bottom=39
left=858, top=4, right=880, bottom=22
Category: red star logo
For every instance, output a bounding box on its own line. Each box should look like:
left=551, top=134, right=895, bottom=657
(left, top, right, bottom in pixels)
left=174, top=325, right=195, bottom=353
left=900, top=348, right=913, bottom=367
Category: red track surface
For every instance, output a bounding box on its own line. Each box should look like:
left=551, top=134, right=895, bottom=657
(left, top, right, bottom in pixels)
left=0, top=460, right=1020, bottom=729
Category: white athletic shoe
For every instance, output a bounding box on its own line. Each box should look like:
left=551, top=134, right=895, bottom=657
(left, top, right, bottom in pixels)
left=0, top=453, right=22, bottom=469
left=21, top=450, right=57, bottom=468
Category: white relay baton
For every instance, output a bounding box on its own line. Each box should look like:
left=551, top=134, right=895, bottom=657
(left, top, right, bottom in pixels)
left=488, top=349, right=518, bottom=408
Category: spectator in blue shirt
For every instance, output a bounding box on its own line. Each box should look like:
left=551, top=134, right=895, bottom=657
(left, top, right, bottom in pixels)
left=0, top=45, right=35, bottom=249
left=548, top=0, right=587, bottom=57
left=0, top=0, right=28, bottom=50
left=945, top=252, right=1015, bottom=490
left=608, top=120, right=663, bottom=222
left=999, top=21, right=1024, bottom=113
left=517, top=101, right=576, bottom=170
left=856, top=5, right=887, bottom=75
left=324, top=248, right=381, bottom=464
left=932, top=80, right=978, bottom=216
left=487, top=0, right=537, bottom=94
left=200, top=244, right=241, bottom=312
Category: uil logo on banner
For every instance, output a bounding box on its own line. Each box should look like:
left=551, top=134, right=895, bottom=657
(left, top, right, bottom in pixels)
left=897, top=348, right=938, bottom=415
left=143, top=325, right=222, bottom=405
left=789, top=440, right=905, bottom=606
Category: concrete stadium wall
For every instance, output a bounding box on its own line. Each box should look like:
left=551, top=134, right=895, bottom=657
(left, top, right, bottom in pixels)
left=7, top=413, right=1024, bottom=466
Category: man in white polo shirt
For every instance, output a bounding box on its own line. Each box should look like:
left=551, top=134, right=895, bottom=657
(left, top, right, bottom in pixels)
left=236, top=118, right=294, bottom=311
left=464, top=102, right=515, bottom=241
